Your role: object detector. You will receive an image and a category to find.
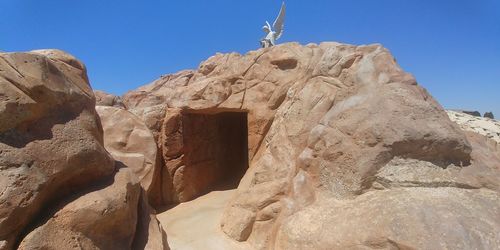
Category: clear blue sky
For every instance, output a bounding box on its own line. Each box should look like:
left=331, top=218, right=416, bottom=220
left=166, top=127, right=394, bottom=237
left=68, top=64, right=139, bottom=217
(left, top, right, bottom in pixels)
left=2, top=1, right=499, bottom=115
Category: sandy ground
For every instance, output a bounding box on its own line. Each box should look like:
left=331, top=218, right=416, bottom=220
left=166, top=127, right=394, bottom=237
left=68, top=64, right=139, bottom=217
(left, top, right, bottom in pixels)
left=447, top=110, right=500, bottom=143
left=157, top=189, right=251, bottom=250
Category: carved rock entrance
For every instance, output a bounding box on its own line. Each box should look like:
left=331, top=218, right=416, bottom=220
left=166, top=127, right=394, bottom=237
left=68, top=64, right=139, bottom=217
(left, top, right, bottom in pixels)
left=157, top=109, right=249, bottom=204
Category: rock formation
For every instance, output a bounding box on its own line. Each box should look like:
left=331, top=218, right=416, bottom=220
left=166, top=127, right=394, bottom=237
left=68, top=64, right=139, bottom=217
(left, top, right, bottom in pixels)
left=448, top=110, right=500, bottom=143
left=95, top=106, right=160, bottom=200
left=484, top=111, right=495, bottom=119
left=2, top=42, right=499, bottom=250
left=0, top=50, right=168, bottom=250
left=18, top=168, right=141, bottom=249
left=95, top=90, right=127, bottom=109
left=123, top=42, right=500, bottom=249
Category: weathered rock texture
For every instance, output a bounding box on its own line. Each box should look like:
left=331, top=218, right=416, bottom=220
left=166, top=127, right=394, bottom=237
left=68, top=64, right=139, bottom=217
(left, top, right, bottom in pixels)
left=133, top=190, right=170, bottom=250
left=18, top=168, right=141, bottom=250
left=95, top=90, right=126, bottom=108
left=0, top=49, right=115, bottom=250
left=123, top=42, right=500, bottom=249
left=0, top=50, right=168, bottom=249
left=448, top=110, right=500, bottom=143
left=157, top=110, right=249, bottom=203
left=96, top=106, right=158, bottom=197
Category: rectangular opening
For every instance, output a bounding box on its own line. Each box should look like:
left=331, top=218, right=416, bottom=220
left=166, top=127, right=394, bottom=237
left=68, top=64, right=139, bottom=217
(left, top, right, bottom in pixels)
left=181, top=110, right=249, bottom=198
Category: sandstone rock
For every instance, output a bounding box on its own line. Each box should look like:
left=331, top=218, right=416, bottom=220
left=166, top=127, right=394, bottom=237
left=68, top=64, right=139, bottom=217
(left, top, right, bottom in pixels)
left=123, top=70, right=195, bottom=110
left=95, top=90, right=126, bottom=108
left=276, top=188, right=499, bottom=250
left=122, top=42, right=495, bottom=249
left=484, top=111, right=495, bottom=119
left=18, top=168, right=141, bottom=250
left=447, top=110, right=500, bottom=143
left=95, top=106, right=169, bottom=249
left=157, top=189, right=250, bottom=250
left=133, top=190, right=170, bottom=250
left=0, top=50, right=115, bottom=250
left=128, top=105, right=166, bottom=142
left=122, top=72, right=191, bottom=142
left=95, top=106, right=158, bottom=195
left=274, top=128, right=500, bottom=249
left=221, top=206, right=256, bottom=242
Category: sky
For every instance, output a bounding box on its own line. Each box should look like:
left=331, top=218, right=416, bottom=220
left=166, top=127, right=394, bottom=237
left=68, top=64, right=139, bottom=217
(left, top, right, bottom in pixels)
left=1, top=0, right=499, bottom=116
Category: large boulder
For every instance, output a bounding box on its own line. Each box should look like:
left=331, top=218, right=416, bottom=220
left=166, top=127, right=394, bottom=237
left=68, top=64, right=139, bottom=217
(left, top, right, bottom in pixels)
left=0, top=50, right=115, bottom=249
left=18, top=167, right=170, bottom=250
left=18, top=168, right=141, bottom=250
left=123, top=42, right=499, bottom=249
left=275, top=131, right=500, bottom=249
left=0, top=50, right=169, bottom=250
left=276, top=187, right=499, bottom=249
left=94, top=90, right=127, bottom=109
left=133, top=189, right=170, bottom=250
left=95, top=105, right=165, bottom=208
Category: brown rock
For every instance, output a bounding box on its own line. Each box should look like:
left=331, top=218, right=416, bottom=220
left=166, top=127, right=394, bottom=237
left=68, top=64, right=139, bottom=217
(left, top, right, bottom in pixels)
left=0, top=50, right=115, bottom=249
left=276, top=188, right=499, bottom=250
left=123, top=42, right=500, bottom=249
left=18, top=168, right=141, bottom=250
left=95, top=107, right=169, bottom=249
left=123, top=70, right=195, bottom=110
left=95, top=106, right=158, bottom=193
left=221, top=206, right=256, bottom=241
left=128, top=105, right=167, bottom=142
left=132, top=190, right=170, bottom=250
left=94, top=90, right=126, bottom=108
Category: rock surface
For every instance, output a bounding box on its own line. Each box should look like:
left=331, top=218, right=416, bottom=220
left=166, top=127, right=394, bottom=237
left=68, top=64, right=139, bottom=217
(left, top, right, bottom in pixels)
left=18, top=168, right=141, bottom=250
left=0, top=50, right=168, bottom=249
left=95, top=90, right=126, bottom=108
left=447, top=110, right=500, bottom=143
left=123, top=42, right=499, bottom=249
left=157, top=189, right=250, bottom=250
left=95, top=106, right=159, bottom=199
left=0, top=50, right=115, bottom=250
left=276, top=187, right=499, bottom=249
left=133, top=190, right=170, bottom=250
left=3, top=42, right=499, bottom=249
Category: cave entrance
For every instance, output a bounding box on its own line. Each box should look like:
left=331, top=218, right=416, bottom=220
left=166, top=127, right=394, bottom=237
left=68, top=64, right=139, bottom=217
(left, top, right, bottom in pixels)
left=180, top=109, right=249, bottom=199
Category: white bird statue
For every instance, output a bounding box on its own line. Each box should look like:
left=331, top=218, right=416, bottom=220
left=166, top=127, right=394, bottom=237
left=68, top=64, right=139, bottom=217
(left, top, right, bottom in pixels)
left=260, top=2, right=286, bottom=48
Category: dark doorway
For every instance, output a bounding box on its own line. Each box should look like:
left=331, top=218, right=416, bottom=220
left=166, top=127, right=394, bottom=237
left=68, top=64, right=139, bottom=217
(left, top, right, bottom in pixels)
left=180, top=110, right=249, bottom=199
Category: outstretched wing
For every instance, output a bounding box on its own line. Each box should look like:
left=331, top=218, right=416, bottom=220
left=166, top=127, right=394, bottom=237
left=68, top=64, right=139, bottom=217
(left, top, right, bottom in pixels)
left=273, top=2, right=286, bottom=39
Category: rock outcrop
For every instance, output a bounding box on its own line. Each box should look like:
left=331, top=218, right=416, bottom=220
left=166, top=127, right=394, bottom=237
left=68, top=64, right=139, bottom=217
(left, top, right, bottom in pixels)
left=3, top=42, right=499, bottom=250
left=0, top=50, right=168, bottom=249
left=122, top=42, right=500, bottom=249
left=484, top=111, right=495, bottom=119
left=18, top=168, right=141, bottom=250
left=95, top=106, right=160, bottom=201
left=448, top=110, right=500, bottom=143
left=0, top=49, right=115, bottom=250
left=95, top=90, right=126, bottom=109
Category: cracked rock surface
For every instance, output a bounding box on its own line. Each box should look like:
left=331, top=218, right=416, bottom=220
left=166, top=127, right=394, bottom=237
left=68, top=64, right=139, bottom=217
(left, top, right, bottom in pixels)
left=2, top=42, right=499, bottom=249
left=123, top=42, right=500, bottom=249
left=0, top=50, right=168, bottom=250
